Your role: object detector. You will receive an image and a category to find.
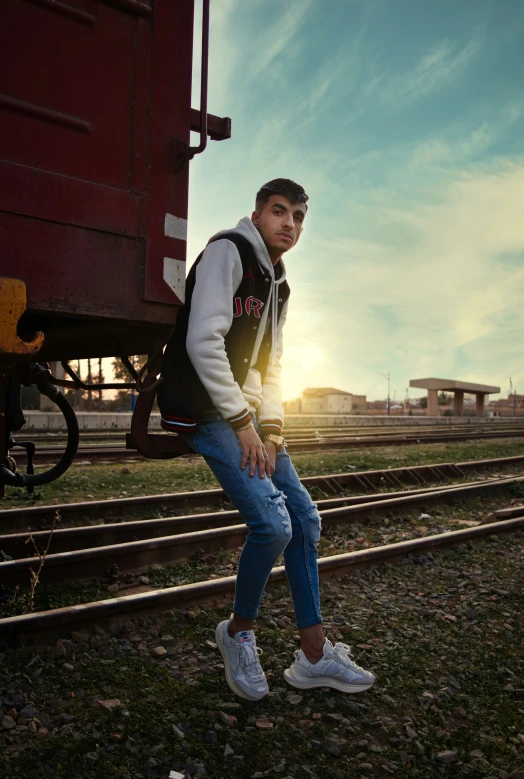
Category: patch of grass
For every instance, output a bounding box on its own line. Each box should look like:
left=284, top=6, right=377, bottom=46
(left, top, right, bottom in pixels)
left=0, top=551, right=221, bottom=618
left=2, top=439, right=524, bottom=509
left=147, top=556, right=212, bottom=588
left=0, top=580, right=111, bottom=619
left=1, top=533, right=523, bottom=778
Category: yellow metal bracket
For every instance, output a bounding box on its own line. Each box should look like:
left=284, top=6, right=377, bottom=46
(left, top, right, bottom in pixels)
left=0, top=278, right=44, bottom=358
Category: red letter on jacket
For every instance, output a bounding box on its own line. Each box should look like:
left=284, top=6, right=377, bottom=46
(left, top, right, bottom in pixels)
left=245, top=297, right=263, bottom=318
left=233, top=297, right=242, bottom=318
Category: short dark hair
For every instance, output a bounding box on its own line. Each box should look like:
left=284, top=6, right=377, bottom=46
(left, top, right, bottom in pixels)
left=255, top=178, right=309, bottom=211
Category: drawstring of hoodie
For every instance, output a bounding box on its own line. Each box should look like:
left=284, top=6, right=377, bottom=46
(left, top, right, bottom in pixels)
left=271, top=279, right=278, bottom=362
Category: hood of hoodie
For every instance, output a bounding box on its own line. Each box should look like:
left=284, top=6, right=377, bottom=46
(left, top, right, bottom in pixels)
left=209, top=217, right=287, bottom=286
left=209, top=217, right=287, bottom=363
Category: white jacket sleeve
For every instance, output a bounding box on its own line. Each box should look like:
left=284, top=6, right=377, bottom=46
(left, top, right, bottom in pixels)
left=258, top=299, right=288, bottom=437
left=186, top=239, right=251, bottom=426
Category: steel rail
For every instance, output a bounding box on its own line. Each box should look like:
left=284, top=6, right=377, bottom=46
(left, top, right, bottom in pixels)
left=13, top=423, right=524, bottom=445
left=18, top=425, right=524, bottom=450
left=1, top=476, right=521, bottom=588
left=0, top=476, right=503, bottom=558
left=11, top=428, right=524, bottom=465
left=2, top=515, right=523, bottom=644
left=14, top=421, right=524, bottom=442
left=2, top=454, right=524, bottom=532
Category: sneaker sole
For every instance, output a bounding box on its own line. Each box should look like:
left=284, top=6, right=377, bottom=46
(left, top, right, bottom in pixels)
left=215, top=622, right=268, bottom=702
left=283, top=667, right=375, bottom=694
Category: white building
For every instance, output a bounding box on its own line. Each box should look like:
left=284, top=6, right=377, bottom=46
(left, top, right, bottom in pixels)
left=285, top=387, right=367, bottom=414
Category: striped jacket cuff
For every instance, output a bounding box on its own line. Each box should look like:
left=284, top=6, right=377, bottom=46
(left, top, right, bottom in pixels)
left=228, top=409, right=253, bottom=431
left=160, top=415, right=197, bottom=433
left=259, top=419, right=283, bottom=437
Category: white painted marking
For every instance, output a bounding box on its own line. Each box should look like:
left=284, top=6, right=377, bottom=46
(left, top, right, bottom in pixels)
left=163, top=257, right=186, bottom=303
left=164, top=214, right=188, bottom=241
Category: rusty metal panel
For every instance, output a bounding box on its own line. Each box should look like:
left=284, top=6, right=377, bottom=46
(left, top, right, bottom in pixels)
left=0, top=1, right=135, bottom=188
left=142, top=0, right=193, bottom=306
left=0, top=160, right=141, bottom=237
left=0, top=211, right=166, bottom=321
left=0, top=0, right=194, bottom=360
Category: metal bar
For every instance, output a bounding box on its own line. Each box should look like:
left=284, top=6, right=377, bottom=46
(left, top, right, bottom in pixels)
left=59, top=361, right=135, bottom=391
left=3, top=455, right=524, bottom=530
left=0, top=477, right=504, bottom=559
left=190, top=109, right=231, bottom=141
left=188, top=0, right=209, bottom=159
left=0, top=372, right=5, bottom=500
left=0, top=94, right=91, bottom=133
left=26, top=0, right=96, bottom=25
left=1, top=477, right=520, bottom=586
left=2, top=515, right=524, bottom=642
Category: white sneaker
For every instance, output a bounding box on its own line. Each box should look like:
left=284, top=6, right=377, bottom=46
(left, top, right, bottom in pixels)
left=215, top=617, right=269, bottom=701
left=284, top=639, right=375, bottom=694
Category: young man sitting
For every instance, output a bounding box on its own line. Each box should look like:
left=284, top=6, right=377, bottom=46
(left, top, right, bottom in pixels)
left=158, top=179, right=375, bottom=701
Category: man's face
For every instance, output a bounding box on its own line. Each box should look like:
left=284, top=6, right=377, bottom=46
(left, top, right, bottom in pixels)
left=251, top=194, right=307, bottom=262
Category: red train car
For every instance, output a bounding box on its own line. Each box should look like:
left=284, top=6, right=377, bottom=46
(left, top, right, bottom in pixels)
left=0, top=0, right=231, bottom=492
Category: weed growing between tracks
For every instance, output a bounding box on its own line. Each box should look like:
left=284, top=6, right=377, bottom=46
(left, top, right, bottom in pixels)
left=1, top=533, right=523, bottom=778
left=2, top=439, right=524, bottom=509
left=0, top=580, right=111, bottom=619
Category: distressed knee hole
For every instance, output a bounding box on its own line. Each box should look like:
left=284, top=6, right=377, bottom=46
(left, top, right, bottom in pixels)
left=267, top=491, right=291, bottom=537
left=306, top=505, right=322, bottom=543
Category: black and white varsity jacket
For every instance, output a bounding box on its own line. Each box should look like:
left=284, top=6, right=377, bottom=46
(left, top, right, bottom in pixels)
left=158, top=217, right=290, bottom=437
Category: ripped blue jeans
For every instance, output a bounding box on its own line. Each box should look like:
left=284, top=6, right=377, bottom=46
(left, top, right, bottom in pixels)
left=178, top=415, right=322, bottom=629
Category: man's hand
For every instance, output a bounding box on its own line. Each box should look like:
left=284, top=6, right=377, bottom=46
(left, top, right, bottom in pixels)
left=264, top=440, right=277, bottom=476
left=236, top=426, right=270, bottom=479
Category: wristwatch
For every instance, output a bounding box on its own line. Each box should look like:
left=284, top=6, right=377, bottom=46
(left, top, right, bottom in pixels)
left=263, top=434, right=285, bottom=452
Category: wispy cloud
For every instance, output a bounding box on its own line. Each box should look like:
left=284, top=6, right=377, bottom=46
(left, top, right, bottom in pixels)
left=342, top=34, right=484, bottom=125
left=244, top=0, right=314, bottom=83
left=186, top=1, right=524, bottom=401
left=284, top=161, right=524, bottom=398
left=389, top=37, right=483, bottom=106
left=410, top=123, right=493, bottom=167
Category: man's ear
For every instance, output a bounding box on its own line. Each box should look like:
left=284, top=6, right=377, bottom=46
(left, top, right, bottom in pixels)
left=251, top=210, right=259, bottom=227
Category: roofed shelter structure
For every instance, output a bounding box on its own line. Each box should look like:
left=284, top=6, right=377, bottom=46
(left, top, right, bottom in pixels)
left=409, top=378, right=500, bottom=417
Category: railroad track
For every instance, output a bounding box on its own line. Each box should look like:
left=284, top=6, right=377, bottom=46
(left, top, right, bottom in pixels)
left=11, top=427, right=524, bottom=465
left=2, top=453, right=524, bottom=645
left=1, top=497, right=523, bottom=645
left=1, top=474, right=522, bottom=590
left=13, top=422, right=524, bottom=445
left=3, top=453, right=524, bottom=531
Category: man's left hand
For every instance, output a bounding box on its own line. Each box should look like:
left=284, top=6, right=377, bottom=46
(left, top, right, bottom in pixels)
left=264, top=440, right=277, bottom=476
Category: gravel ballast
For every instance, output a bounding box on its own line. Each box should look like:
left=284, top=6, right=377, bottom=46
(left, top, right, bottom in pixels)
left=1, top=529, right=524, bottom=778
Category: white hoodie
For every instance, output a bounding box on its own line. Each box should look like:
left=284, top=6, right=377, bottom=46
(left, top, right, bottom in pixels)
left=186, top=217, right=288, bottom=427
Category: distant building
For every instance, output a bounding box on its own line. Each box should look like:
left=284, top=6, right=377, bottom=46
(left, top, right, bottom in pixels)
left=284, top=387, right=367, bottom=414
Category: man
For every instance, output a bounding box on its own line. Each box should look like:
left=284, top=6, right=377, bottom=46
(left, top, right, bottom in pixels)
left=158, top=179, right=375, bottom=701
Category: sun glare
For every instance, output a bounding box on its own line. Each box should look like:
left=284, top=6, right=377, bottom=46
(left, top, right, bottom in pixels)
left=281, top=342, right=327, bottom=401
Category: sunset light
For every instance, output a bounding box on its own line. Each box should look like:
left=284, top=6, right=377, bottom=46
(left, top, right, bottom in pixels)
left=281, top=341, right=327, bottom=401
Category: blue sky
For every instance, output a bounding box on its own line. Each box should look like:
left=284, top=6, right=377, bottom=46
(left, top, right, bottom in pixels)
left=187, top=0, right=524, bottom=402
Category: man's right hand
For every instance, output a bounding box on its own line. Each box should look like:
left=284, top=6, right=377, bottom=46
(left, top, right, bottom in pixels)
left=236, top=426, right=270, bottom=479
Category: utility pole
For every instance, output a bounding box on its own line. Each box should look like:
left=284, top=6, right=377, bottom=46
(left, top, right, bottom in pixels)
left=379, top=372, right=390, bottom=416
left=510, top=378, right=515, bottom=417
